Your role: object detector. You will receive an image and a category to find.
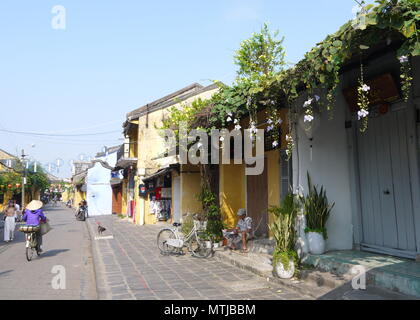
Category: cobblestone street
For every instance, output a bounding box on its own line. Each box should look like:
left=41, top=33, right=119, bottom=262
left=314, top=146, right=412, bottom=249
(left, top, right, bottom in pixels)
left=87, top=216, right=310, bottom=300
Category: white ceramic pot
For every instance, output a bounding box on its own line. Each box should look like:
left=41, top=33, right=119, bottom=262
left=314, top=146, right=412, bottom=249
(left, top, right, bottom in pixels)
left=307, top=232, right=326, bottom=255
left=275, top=260, right=295, bottom=279
left=204, top=241, right=212, bottom=249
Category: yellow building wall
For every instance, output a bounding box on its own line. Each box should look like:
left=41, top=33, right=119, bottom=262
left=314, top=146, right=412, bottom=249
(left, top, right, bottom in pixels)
left=180, top=165, right=202, bottom=218
left=0, top=190, right=13, bottom=211
left=266, top=150, right=280, bottom=231
left=144, top=199, right=155, bottom=225
left=219, top=163, right=246, bottom=228
left=121, top=179, right=127, bottom=216
left=74, top=189, right=86, bottom=206
left=218, top=108, right=288, bottom=234
left=135, top=87, right=219, bottom=225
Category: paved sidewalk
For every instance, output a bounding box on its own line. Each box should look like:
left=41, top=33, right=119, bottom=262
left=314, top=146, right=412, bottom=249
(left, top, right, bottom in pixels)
left=87, top=216, right=311, bottom=300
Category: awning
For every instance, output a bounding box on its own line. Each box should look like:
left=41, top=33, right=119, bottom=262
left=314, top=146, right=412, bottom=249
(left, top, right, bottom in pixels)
left=115, top=157, right=137, bottom=169
left=110, top=178, right=123, bottom=186
left=142, top=164, right=180, bottom=182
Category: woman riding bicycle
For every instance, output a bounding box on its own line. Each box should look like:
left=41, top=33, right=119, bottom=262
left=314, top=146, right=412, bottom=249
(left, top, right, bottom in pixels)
left=22, top=200, right=47, bottom=253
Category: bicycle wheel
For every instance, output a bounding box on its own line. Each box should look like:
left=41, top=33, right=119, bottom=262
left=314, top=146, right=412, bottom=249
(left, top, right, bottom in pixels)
left=26, top=247, right=34, bottom=261
left=189, top=231, right=213, bottom=258
left=157, top=229, right=177, bottom=255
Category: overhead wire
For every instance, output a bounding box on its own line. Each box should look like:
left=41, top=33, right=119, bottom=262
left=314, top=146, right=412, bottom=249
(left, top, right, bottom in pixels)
left=0, top=128, right=121, bottom=137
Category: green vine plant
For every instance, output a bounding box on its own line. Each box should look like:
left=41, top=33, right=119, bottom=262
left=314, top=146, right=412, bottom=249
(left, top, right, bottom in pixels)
left=357, top=61, right=370, bottom=132
left=233, top=23, right=286, bottom=148
left=161, top=0, right=419, bottom=160
left=399, top=55, right=413, bottom=101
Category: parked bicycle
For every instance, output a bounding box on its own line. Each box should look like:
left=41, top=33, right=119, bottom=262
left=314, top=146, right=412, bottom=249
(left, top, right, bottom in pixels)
left=156, top=217, right=213, bottom=258
left=19, top=225, right=41, bottom=261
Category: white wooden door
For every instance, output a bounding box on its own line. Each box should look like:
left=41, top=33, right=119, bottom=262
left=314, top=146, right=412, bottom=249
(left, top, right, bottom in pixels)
left=357, top=105, right=417, bottom=258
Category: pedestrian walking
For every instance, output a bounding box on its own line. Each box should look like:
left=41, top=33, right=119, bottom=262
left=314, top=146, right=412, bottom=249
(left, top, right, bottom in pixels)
left=3, top=201, right=17, bottom=242
left=14, top=200, right=21, bottom=222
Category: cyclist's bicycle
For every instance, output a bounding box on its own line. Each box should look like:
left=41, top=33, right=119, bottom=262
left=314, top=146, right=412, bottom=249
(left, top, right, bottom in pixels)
left=19, top=225, right=41, bottom=261
left=157, top=218, right=213, bottom=258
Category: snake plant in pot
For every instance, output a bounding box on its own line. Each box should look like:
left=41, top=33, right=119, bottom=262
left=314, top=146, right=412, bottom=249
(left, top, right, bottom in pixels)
left=268, top=193, right=298, bottom=279
left=301, top=173, right=335, bottom=255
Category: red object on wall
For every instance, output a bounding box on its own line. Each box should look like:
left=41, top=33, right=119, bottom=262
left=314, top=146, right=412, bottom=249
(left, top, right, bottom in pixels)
left=155, top=187, right=162, bottom=200
left=7, top=184, right=12, bottom=189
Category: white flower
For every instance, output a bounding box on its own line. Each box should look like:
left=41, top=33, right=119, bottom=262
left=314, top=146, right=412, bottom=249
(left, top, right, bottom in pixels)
left=266, top=125, right=274, bottom=132
left=357, top=109, right=369, bottom=120
left=304, top=114, right=314, bottom=122
left=303, top=98, right=313, bottom=108
left=276, top=118, right=283, bottom=125
left=226, top=116, right=232, bottom=122
left=399, top=56, right=409, bottom=63
left=233, top=118, right=239, bottom=124
left=219, top=136, right=225, bottom=142
left=286, top=134, right=292, bottom=142
left=361, top=84, right=370, bottom=92
left=315, top=95, right=320, bottom=102
left=227, top=112, right=233, bottom=117
left=234, top=124, right=241, bottom=130
left=272, top=141, right=279, bottom=148
left=267, top=118, right=273, bottom=124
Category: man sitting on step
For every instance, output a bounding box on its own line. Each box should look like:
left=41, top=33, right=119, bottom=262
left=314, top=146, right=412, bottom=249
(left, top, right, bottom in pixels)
left=223, top=208, right=252, bottom=253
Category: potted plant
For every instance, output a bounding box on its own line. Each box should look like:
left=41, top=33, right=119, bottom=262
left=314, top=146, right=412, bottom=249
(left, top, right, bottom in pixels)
left=269, top=193, right=298, bottom=279
left=301, top=173, right=335, bottom=255
left=198, top=231, right=213, bottom=248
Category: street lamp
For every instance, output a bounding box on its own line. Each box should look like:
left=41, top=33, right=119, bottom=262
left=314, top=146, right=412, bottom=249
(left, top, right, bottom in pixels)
left=21, top=149, right=28, bottom=208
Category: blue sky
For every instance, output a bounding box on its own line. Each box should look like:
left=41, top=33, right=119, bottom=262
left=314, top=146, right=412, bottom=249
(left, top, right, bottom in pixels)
left=0, top=0, right=373, bottom=178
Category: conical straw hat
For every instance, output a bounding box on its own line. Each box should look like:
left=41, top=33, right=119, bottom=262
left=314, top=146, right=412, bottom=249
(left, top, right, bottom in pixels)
left=26, top=200, right=43, bottom=211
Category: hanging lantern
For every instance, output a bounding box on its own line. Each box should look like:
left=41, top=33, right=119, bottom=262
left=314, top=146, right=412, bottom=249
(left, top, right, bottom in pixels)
left=7, top=184, right=12, bottom=189
left=298, top=109, right=321, bottom=162
left=16, top=183, right=21, bottom=188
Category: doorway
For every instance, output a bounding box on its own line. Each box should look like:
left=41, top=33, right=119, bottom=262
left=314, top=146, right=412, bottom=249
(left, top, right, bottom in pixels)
left=246, top=158, right=268, bottom=237
left=356, top=104, right=417, bottom=258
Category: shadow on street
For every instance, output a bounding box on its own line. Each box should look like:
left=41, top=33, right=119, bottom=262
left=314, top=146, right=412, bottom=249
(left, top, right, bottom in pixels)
left=41, top=249, right=69, bottom=257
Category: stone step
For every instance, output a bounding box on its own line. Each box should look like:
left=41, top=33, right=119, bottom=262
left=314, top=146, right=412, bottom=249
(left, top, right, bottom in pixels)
left=213, top=249, right=273, bottom=278
left=213, top=249, right=341, bottom=299
left=248, top=238, right=275, bottom=255
left=302, top=251, right=420, bottom=298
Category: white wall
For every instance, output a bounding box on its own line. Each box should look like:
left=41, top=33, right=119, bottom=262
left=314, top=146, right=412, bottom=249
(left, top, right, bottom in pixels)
left=96, top=151, right=117, bottom=168
left=86, top=162, right=112, bottom=216
left=292, top=90, right=354, bottom=251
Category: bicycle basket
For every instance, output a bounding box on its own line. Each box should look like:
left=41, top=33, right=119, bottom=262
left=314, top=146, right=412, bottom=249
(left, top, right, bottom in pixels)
left=19, top=225, right=40, bottom=233
left=193, top=219, right=207, bottom=231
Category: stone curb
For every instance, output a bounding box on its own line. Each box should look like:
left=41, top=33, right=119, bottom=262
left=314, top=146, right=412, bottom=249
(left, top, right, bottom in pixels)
left=86, top=218, right=112, bottom=300
left=80, top=220, right=99, bottom=300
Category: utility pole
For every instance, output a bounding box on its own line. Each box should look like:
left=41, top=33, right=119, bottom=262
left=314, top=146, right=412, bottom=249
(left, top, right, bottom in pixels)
left=21, top=149, right=27, bottom=208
